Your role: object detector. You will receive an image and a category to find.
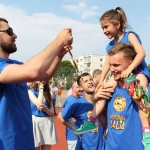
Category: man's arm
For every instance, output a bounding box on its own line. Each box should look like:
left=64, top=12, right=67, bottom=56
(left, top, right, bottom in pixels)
left=94, top=85, right=114, bottom=126
left=0, top=28, right=73, bottom=84
left=40, top=55, right=63, bottom=81
left=39, top=45, right=72, bottom=81
left=58, top=112, right=77, bottom=131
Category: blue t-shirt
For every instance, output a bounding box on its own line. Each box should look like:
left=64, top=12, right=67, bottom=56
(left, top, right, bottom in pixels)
left=62, top=96, right=105, bottom=150
left=105, top=86, right=143, bottom=150
left=29, top=88, right=49, bottom=117
left=106, top=31, right=150, bottom=80
left=63, top=95, right=78, bottom=141
left=0, top=57, right=34, bottom=150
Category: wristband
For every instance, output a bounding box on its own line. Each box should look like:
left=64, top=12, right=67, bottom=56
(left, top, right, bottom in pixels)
left=39, top=88, right=44, bottom=89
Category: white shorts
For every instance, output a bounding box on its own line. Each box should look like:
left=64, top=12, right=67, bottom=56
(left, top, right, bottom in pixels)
left=67, top=140, right=77, bottom=150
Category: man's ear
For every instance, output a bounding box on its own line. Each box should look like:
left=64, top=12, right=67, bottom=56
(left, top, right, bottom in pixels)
left=128, top=60, right=133, bottom=65
left=94, top=74, right=97, bottom=78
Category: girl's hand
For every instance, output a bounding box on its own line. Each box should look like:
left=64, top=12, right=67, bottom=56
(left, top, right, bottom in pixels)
left=36, top=81, right=44, bottom=89
left=95, top=82, right=104, bottom=93
left=37, top=104, right=46, bottom=111
left=121, top=68, right=132, bottom=79
left=94, top=85, right=113, bottom=101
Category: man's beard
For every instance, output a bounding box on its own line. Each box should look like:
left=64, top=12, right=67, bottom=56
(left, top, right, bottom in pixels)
left=0, top=38, right=17, bottom=54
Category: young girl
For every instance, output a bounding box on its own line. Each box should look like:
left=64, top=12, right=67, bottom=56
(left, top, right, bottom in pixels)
left=28, top=81, right=58, bottom=150
left=74, top=6, right=150, bottom=147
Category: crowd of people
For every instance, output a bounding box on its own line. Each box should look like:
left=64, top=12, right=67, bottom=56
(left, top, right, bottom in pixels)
left=0, top=6, right=150, bottom=150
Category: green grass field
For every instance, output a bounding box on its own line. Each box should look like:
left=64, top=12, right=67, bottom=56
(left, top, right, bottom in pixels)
left=62, top=90, right=68, bottom=95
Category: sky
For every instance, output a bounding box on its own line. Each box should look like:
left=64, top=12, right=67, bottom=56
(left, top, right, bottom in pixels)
left=0, top=0, right=150, bottom=63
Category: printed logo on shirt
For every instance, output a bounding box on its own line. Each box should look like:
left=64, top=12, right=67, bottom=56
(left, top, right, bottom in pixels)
left=113, top=96, right=126, bottom=112
left=87, top=110, right=98, bottom=132
left=110, top=114, right=125, bottom=130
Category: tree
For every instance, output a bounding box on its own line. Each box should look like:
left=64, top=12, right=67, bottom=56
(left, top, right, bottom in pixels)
left=148, top=64, right=150, bottom=72
left=53, top=60, right=76, bottom=88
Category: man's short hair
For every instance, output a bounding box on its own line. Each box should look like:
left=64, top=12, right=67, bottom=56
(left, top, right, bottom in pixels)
left=71, top=76, right=79, bottom=86
left=72, top=81, right=78, bottom=87
left=92, top=69, right=102, bottom=78
left=108, top=43, right=136, bottom=60
left=0, top=18, right=8, bottom=29
left=77, top=73, right=91, bottom=86
left=72, top=76, right=78, bottom=82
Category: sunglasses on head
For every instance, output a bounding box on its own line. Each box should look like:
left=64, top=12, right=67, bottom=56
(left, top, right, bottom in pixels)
left=0, top=27, right=13, bottom=36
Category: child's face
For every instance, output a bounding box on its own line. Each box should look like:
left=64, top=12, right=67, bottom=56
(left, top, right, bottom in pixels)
left=101, top=19, right=120, bottom=39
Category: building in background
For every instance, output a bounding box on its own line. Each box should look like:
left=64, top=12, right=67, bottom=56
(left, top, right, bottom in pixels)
left=63, top=54, right=106, bottom=75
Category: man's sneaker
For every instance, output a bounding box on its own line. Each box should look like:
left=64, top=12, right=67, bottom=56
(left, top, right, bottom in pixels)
left=142, top=133, right=150, bottom=150
left=74, top=120, right=97, bottom=134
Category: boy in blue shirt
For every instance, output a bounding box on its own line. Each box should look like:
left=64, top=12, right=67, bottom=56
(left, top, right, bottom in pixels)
left=105, top=43, right=144, bottom=150
left=58, top=73, right=112, bottom=150
left=0, top=18, right=72, bottom=150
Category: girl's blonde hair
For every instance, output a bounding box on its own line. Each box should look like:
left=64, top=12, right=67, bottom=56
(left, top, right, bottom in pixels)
left=100, top=7, right=131, bottom=31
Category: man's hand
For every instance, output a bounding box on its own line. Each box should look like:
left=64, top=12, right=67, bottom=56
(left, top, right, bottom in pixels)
left=94, top=85, right=114, bottom=101
left=57, top=112, right=80, bottom=138
left=56, top=28, right=73, bottom=47
left=58, top=45, right=73, bottom=57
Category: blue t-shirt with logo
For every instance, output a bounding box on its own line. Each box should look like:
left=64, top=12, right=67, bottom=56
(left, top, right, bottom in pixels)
left=0, top=57, right=34, bottom=150
left=106, top=31, right=150, bottom=80
left=63, top=95, right=78, bottom=141
left=62, top=96, right=105, bottom=150
left=29, top=88, right=49, bottom=117
left=105, top=86, right=143, bottom=150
